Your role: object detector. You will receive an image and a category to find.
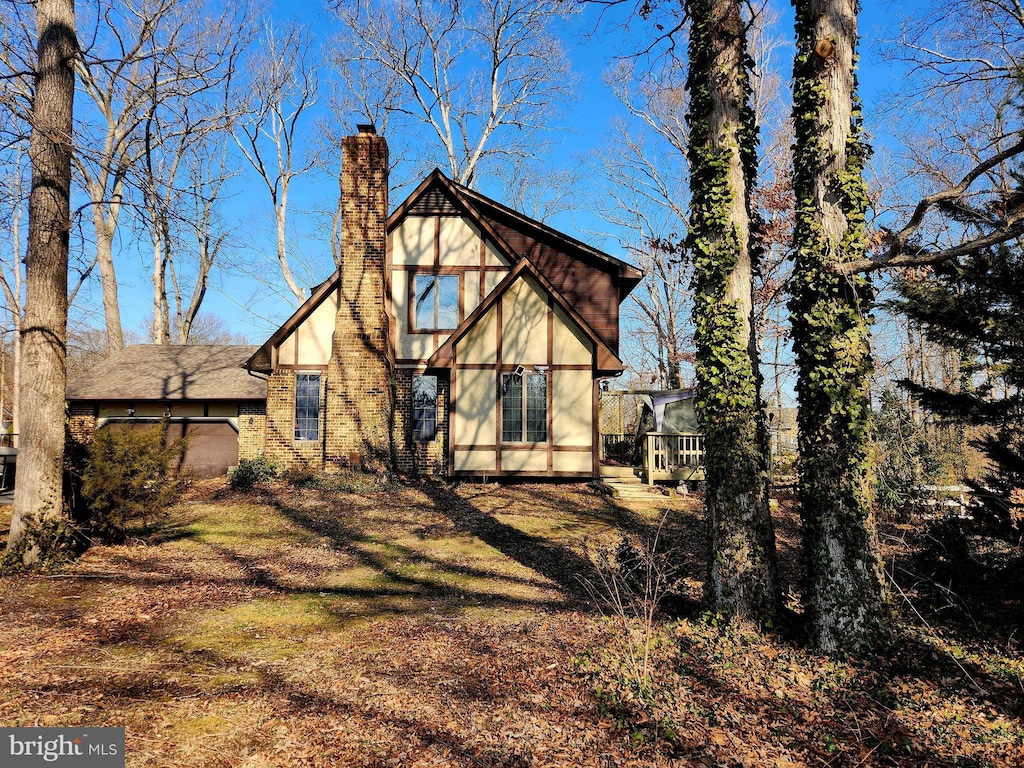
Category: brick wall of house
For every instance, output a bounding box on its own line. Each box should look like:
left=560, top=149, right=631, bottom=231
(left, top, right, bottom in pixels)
left=324, top=125, right=394, bottom=472
left=237, top=402, right=267, bottom=462
left=393, top=369, right=449, bottom=476
left=67, top=405, right=97, bottom=446
left=264, top=370, right=324, bottom=470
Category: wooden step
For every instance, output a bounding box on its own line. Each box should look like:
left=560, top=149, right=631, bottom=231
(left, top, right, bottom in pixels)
left=603, top=480, right=674, bottom=499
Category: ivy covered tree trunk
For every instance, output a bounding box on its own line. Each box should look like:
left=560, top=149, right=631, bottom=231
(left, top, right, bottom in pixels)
left=686, top=0, right=779, bottom=622
left=790, top=0, right=888, bottom=651
left=5, top=0, right=77, bottom=566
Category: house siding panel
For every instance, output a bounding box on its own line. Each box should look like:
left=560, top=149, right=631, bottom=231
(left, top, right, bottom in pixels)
left=552, top=305, right=594, bottom=365
left=552, top=451, right=592, bottom=473
left=552, top=369, right=593, bottom=446
left=454, top=367, right=496, bottom=446
left=458, top=305, right=498, bottom=365
left=391, top=216, right=435, bottom=266
left=501, top=278, right=548, bottom=366
left=438, top=217, right=480, bottom=266
left=296, top=290, right=339, bottom=365
left=454, top=449, right=496, bottom=472
left=501, top=450, right=547, bottom=472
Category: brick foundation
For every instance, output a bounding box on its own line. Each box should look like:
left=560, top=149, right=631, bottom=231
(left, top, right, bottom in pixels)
left=67, top=406, right=97, bottom=446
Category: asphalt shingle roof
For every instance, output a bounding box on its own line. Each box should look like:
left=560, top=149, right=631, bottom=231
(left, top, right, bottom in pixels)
left=66, top=345, right=266, bottom=401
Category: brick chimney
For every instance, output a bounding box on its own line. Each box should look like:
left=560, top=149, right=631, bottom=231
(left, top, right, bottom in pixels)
left=326, top=124, right=393, bottom=471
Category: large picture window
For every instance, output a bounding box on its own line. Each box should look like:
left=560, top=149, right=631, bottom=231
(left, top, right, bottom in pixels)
left=413, top=274, right=459, bottom=330
left=501, top=371, right=547, bottom=443
left=412, top=374, right=438, bottom=443
left=294, top=372, right=321, bottom=441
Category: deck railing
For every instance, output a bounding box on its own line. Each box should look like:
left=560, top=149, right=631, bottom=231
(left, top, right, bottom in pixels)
left=0, top=433, right=15, bottom=448
left=643, top=431, right=705, bottom=485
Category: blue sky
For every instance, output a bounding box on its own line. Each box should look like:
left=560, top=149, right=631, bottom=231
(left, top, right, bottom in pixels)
left=85, top=0, right=924, bottom=347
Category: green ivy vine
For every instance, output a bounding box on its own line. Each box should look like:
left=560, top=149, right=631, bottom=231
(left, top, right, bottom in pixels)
left=685, top=0, right=777, bottom=621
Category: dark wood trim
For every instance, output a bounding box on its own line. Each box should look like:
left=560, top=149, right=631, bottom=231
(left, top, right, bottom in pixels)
left=448, top=359, right=457, bottom=475
left=451, top=470, right=593, bottom=478
left=494, top=367, right=502, bottom=473
left=426, top=258, right=622, bottom=374
left=495, top=294, right=503, bottom=471
left=386, top=232, right=397, bottom=364
left=547, top=295, right=554, bottom=473
left=492, top=442, right=548, bottom=451
left=453, top=444, right=592, bottom=453
left=592, top=378, right=600, bottom=478
left=479, top=238, right=487, bottom=303
left=452, top=363, right=590, bottom=371
left=405, top=269, right=463, bottom=334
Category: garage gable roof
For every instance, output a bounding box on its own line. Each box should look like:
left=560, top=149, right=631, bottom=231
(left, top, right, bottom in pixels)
left=67, top=345, right=266, bottom=401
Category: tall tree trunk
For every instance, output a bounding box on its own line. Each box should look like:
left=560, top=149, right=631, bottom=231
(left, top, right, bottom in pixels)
left=790, top=0, right=888, bottom=651
left=686, top=0, right=779, bottom=622
left=6, top=0, right=76, bottom=566
left=91, top=201, right=124, bottom=350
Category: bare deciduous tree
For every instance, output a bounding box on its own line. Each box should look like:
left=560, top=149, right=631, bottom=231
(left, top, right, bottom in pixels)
left=234, top=22, right=318, bottom=305
left=6, top=0, right=77, bottom=566
left=846, top=0, right=1024, bottom=274
left=328, top=0, right=578, bottom=189
left=74, top=0, right=253, bottom=350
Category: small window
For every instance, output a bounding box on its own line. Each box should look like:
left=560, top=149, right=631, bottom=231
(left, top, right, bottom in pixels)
left=412, top=374, right=438, bottom=443
left=413, top=274, right=459, bottom=330
left=501, top=371, right=547, bottom=443
left=294, top=372, right=321, bottom=441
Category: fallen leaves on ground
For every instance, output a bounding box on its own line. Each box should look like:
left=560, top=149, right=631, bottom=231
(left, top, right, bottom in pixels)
left=0, top=480, right=1021, bottom=767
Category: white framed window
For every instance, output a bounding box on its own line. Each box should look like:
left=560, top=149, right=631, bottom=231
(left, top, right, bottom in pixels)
left=294, top=372, right=321, bottom=441
left=412, top=374, right=438, bottom=443
left=501, top=371, right=547, bottom=443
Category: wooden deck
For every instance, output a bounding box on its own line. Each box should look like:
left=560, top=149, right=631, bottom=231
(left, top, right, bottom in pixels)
left=598, top=432, right=706, bottom=487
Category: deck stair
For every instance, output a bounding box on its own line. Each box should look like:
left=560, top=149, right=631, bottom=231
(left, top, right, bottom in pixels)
left=599, top=465, right=675, bottom=499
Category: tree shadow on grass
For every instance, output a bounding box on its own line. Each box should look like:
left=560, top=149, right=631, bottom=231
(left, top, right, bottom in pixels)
left=259, top=489, right=581, bottom=616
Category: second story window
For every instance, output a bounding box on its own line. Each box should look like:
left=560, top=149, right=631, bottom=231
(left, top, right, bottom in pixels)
left=413, top=274, right=458, bottom=330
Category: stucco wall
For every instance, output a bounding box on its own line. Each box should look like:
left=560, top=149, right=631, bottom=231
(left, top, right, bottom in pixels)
left=390, top=215, right=510, bottom=365
left=450, top=273, right=597, bottom=476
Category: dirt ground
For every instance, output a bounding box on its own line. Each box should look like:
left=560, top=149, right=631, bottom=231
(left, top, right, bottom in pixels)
left=1, top=479, right=1022, bottom=767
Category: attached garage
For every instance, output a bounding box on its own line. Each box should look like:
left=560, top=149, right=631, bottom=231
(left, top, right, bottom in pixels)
left=98, top=419, right=241, bottom=479
left=67, top=345, right=268, bottom=478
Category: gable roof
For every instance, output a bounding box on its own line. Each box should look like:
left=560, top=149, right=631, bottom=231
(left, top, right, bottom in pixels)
left=427, top=257, right=625, bottom=375
left=390, top=170, right=644, bottom=295
left=246, top=271, right=339, bottom=374
left=67, top=345, right=266, bottom=402
left=246, top=169, right=643, bottom=374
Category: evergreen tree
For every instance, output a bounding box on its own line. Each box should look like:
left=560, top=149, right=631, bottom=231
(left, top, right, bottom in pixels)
left=894, top=243, right=1024, bottom=538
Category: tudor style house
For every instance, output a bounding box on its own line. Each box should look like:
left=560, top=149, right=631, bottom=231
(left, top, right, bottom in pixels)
left=68, top=126, right=643, bottom=479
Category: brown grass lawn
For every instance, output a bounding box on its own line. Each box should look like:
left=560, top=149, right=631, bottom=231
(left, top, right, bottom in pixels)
left=1, top=480, right=1022, bottom=767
